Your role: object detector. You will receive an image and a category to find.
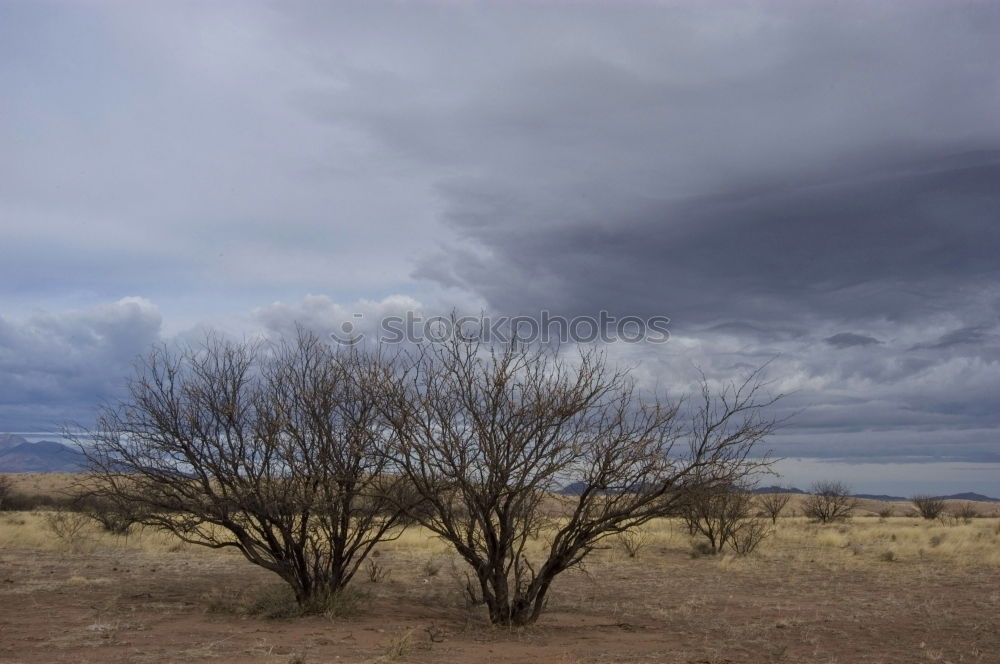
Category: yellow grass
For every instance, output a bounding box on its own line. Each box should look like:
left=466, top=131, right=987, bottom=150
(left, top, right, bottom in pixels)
left=4, top=473, right=998, bottom=570
left=4, top=508, right=998, bottom=571
left=0, top=510, right=233, bottom=555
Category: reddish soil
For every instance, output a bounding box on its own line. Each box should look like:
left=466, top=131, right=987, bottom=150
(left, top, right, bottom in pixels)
left=1, top=546, right=998, bottom=663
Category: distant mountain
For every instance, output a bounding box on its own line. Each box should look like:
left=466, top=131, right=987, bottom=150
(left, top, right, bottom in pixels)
left=853, top=493, right=907, bottom=502
left=752, top=486, right=806, bottom=495
left=0, top=439, right=87, bottom=472
left=0, top=433, right=28, bottom=452
left=938, top=492, right=1000, bottom=503
left=558, top=482, right=1000, bottom=502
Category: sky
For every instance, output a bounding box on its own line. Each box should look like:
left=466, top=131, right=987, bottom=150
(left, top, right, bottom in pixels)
left=2, top=1, right=999, bottom=495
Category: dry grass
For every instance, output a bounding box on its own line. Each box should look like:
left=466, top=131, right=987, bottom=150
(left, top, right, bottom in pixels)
left=2, top=472, right=80, bottom=498
left=2, top=507, right=999, bottom=663
left=3, top=477, right=1000, bottom=663
left=4, top=501, right=999, bottom=567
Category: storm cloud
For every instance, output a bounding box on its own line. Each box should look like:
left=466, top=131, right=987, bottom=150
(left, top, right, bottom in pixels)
left=1, top=1, right=998, bottom=489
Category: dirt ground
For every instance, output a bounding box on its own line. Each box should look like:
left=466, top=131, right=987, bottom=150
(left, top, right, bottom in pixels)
left=2, top=534, right=998, bottom=664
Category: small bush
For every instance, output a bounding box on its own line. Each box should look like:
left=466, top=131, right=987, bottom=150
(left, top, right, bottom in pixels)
left=682, top=487, right=769, bottom=554
left=43, top=509, right=92, bottom=552
left=379, top=628, right=416, bottom=662
left=957, top=503, right=978, bottom=523
left=244, top=583, right=368, bottom=619
left=802, top=481, right=857, bottom=523
left=912, top=495, right=946, bottom=520
left=245, top=584, right=302, bottom=619
left=617, top=529, right=650, bottom=559
left=77, top=495, right=144, bottom=535
left=880, top=550, right=897, bottom=562
left=730, top=519, right=771, bottom=555
left=366, top=558, right=391, bottom=583
left=758, top=492, right=791, bottom=524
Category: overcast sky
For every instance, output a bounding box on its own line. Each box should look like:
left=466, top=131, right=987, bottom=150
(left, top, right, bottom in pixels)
left=2, top=1, right=999, bottom=494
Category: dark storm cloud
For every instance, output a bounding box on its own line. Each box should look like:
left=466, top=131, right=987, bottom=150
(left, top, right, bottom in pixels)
left=308, top=1, right=999, bottom=465
left=825, top=333, right=882, bottom=349
left=2, top=1, right=999, bottom=479
left=910, top=325, right=997, bottom=351
left=0, top=298, right=162, bottom=431
left=412, top=141, right=1000, bottom=331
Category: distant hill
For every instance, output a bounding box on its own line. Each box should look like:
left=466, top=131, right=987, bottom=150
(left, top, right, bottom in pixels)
left=559, top=482, right=1000, bottom=502
left=853, top=493, right=907, bottom=502
left=0, top=438, right=87, bottom=473
left=0, top=433, right=28, bottom=452
left=938, top=492, right=1000, bottom=503
left=752, top=486, right=806, bottom=495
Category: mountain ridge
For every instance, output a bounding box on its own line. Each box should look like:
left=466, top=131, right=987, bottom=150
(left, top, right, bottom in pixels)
left=0, top=435, right=87, bottom=473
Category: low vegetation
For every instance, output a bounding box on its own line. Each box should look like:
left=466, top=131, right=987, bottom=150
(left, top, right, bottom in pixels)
left=802, top=480, right=857, bottom=523
left=758, top=491, right=791, bottom=524
left=911, top=494, right=947, bottom=520
left=681, top=487, right=771, bottom=554
left=69, top=322, right=780, bottom=627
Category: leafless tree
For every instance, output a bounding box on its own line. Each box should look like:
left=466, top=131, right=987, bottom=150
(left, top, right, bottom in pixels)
left=911, top=495, right=946, bottom=520
left=802, top=481, right=857, bottom=523
left=81, top=331, right=413, bottom=609
left=680, top=485, right=769, bottom=554
left=359, top=329, right=780, bottom=626
left=758, top=491, right=791, bottom=524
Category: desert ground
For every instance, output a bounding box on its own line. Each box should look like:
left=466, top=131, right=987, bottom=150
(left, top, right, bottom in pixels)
left=1, top=475, right=999, bottom=664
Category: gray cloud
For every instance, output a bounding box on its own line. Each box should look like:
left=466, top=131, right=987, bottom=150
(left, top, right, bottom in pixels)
left=1, top=1, right=999, bottom=485
left=910, top=325, right=996, bottom=351
left=825, top=333, right=882, bottom=349
left=0, top=298, right=163, bottom=431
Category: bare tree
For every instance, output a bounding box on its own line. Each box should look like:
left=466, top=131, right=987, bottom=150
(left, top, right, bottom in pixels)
left=802, top=481, right=856, bottom=523
left=82, top=331, right=412, bottom=609
left=360, top=330, right=780, bottom=626
left=911, top=495, right=946, bottom=520
left=758, top=491, right=791, bottom=524
left=680, top=485, right=769, bottom=554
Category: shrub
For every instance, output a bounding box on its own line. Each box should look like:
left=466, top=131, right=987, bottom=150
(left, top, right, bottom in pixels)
left=758, top=492, right=791, bottom=524
left=366, top=557, right=391, bottom=583
left=617, top=529, right=650, bottom=559
left=681, top=487, right=771, bottom=555
left=243, top=583, right=368, bottom=619
left=730, top=518, right=771, bottom=555
left=802, top=481, right=856, bottom=523
left=956, top=503, right=978, bottom=523
left=43, top=508, right=92, bottom=552
left=912, top=495, right=946, bottom=520
left=75, top=494, right=145, bottom=535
